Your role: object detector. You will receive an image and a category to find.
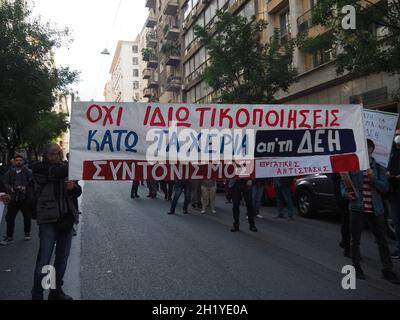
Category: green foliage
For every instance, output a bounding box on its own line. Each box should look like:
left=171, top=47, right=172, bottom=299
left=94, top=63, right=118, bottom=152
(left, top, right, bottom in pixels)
left=23, top=110, right=69, bottom=158
left=194, top=11, right=297, bottom=104
left=0, top=0, right=78, bottom=160
left=297, top=0, right=400, bottom=76
left=161, top=41, right=180, bottom=56
left=142, top=47, right=155, bottom=61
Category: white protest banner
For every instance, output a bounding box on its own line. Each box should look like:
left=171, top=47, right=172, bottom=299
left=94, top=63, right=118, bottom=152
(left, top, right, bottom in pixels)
left=364, top=109, right=399, bottom=168
left=69, top=103, right=369, bottom=180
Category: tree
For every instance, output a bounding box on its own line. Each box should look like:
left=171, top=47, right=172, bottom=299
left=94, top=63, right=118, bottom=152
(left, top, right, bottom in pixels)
left=297, top=0, right=400, bottom=77
left=0, top=0, right=78, bottom=161
left=194, top=11, right=297, bottom=104
left=23, top=110, right=69, bottom=160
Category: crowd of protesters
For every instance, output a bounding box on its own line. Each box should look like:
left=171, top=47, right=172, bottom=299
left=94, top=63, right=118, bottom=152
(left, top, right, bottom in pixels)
left=0, top=131, right=399, bottom=300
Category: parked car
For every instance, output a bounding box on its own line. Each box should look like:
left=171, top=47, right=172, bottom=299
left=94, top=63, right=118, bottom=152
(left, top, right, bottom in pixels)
left=295, top=173, right=396, bottom=239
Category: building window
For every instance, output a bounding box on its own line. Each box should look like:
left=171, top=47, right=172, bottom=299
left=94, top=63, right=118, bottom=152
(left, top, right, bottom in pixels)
left=312, top=48, right=334, bottom=68
left=279, top=8, right=290, bottom=37
left=132, top=45, right=138, bottom=53
left=133, top=81, right=139, bottom=89
left=133, top=57, right=138, bottom=65
left=133, top=69, right=139, bottom=77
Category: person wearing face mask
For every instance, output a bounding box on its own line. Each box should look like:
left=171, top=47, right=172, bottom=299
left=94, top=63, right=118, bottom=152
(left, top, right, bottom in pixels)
left=388, top=129, right=400, bottom=259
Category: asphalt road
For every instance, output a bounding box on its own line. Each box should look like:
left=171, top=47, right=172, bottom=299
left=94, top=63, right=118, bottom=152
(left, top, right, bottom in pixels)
left=1, top=181, right=400, bottom=300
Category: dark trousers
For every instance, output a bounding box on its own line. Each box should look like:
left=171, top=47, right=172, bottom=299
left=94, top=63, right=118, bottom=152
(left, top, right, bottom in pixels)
left=32, top=223, right=73, bottom=300
left=161, top=181, right=174, bottom=199
left=5, top=201, right=32, bottom=238
left=351, top=211, right=393, bottom=271
left=340, top=207, right=351, bottom=253
left=232, top=183, right=255, bottom=227
left=131, top=181, right=139, bottom=197
left=147, top=180, right=157, bottom=197
left=170, top=182, right=192, bottom=213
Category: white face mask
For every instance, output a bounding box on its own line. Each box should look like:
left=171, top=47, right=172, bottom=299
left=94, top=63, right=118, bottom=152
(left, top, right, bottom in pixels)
left=395, top=135, right=400, bottom=145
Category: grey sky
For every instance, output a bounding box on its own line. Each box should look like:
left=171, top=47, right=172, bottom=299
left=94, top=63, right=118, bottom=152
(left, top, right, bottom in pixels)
left=31, top=0, right=148, bottom=101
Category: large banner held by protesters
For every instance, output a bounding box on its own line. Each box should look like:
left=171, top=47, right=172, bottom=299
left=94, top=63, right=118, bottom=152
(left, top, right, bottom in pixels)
left=363, top=109, right=399, bottom=168
left=69, top=103, right=369, bottom=181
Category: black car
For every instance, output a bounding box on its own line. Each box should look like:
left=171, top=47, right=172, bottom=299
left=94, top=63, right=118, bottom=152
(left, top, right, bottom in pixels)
left=295, top=173, right=396, bottom=240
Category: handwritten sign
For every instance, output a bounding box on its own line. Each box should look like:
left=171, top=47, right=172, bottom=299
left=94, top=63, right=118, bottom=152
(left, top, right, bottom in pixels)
left=364, top=109, right=399, bottom=168
left=69, top=103, right=369, bottom=180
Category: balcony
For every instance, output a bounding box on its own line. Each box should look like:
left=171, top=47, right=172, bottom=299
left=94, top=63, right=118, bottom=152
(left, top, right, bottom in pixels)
left=142, top=68, right=151, bottom=79
left=297, top=9, right=313, bottom=33
left=164, top=25, right=180, bottom=41
left=145, top=0, right=156, bottom=10
left=165, top=54, right=180, bottom=67
left=165, top=75, right=182, bottom=92
left=147, top=77, right=159, bottom=89
left=147, top=59, right=158, bottom=69
left=145, top=13, right=157, bottom=28
left=164, top=0, right=179, bottom=16
left=146, top=31, right=157, bottom=48
left=161, top=42, right=181, bottom=67
left=143, top=88, right=154, bottom=98
left=267, top=0, right=288, bottom=14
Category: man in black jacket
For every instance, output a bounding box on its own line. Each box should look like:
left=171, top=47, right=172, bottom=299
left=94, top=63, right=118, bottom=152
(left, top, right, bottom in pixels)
left=31, top=144, right=82, bottom=300
left=1, top=154, right=34, bottom=245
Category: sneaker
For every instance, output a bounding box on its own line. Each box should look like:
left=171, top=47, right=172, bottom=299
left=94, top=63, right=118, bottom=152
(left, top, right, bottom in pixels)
left=24, top=234, right=32, bottom=241
left=72, top=228, right=77, bottom=237
left=200, top=210, right=206, bottom=214
left=256, top=214, right=263, bottom=219
left=211, top=210, right=217, bottom=214
left=183, top=210, right=189, bottom=215
left=354, top=265, right=366, bottom=280
left=0, top=237, right=13, bottom=246
left=390, top=251, right=400, bottom=259
left=135, top=194, right=140, bottom=198
left=167, top=211, right=175, bottom=215
left=48, top=288, right=73, bottom=301
left=382, top=270, right=400, bottom=285
left=274, top=214, right=284, bottom=219
left=230, top=226, right=239, bottom=232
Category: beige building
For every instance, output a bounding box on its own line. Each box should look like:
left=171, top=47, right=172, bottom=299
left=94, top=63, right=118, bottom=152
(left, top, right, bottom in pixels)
left=105, top=40, right=141, bottom=102
left=142, top=0, right=399, bottom=113
left=263, top=0, right=399, bottom=114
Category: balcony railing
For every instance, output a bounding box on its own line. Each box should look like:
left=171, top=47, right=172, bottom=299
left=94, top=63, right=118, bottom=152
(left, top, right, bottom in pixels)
left=164, top=0, right=179, bottom=16
left=143, top=88, right=157, bottom=98
left=145, top=0, right=156, bottom=10
left=142, top=68, right=151, bottom=79
left=146, top=57, right=158, bottom=69
left=165, top=75, right=182, bottom=92
left=146, top=31, right=157, bottom=48
left=147, top=79, right=159, bottom=89
left=297, top=9, right=313, bottom=33
left=164, top=25, right=180, bottom=41
left=146, top=12, right=157, bottom=28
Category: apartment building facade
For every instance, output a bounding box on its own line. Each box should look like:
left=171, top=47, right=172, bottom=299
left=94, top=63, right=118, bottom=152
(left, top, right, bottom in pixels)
left=142, top=0, right=399, bottom=113
left=106, top=40, right=141, bottom=102
left=143, top=0, right=183, bottom=103
left=266, top=0, right=399, bottom=114
left=180, top=0, right=257, bottom=103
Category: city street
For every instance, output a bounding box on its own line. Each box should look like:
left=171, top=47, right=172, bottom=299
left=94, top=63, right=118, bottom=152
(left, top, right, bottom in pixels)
left=1, top=181, right=400, bottom=300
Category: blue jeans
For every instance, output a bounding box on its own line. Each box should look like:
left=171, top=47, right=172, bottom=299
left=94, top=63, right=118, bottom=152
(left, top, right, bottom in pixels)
left=170, top=182, right=192, bottom=213
left=276, top=186, right=294, bottom=218
left=31, top=223, right=73, bottom=300
left=252, top=184, right=264, bottom=215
